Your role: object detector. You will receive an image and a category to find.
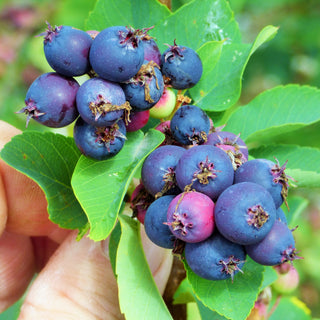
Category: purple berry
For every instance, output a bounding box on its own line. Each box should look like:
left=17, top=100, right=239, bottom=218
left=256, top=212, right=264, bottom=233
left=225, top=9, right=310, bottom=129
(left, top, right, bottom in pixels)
left=204, top=131, right=248, bottom=170
left=170, top=105, right=211, bottom=145
left=245, top=220, right=302, bottom=266
left=166, top=191, right=215, bottom=243
left=161, top=40, right=202, bottom=89
left=215, top=182, right=277, bottom=245
left=40, top=22, right=93, bottom=77
left=141, top=145, right=185, bottom=197
left=122, top=60, right=164, bottom=111
left=185, top=231, right=246, bottom=281
left=125, top=110, right=150, bottom=132
left=144, top=195, right=176, bottom=249
left=175, top=145, right=234, bottom=201
left=73, top=117, right=126, bottom=160
left=141, top=37, right=161, bottom=66
left=130, top=182, right=155, bottom=224
left=17, top=72, right=79, bottom=127
left=234, top=158, right=293, bottom=209
left=89, top=26, right=144, bottom=82
left=76, top=77, right=129, bottom=127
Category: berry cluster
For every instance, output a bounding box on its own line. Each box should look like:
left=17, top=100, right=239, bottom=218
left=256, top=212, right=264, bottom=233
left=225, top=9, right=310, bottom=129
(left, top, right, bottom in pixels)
left=17, top=22, right=202, bottom=160
left=132, top=105, right=301, bottom=282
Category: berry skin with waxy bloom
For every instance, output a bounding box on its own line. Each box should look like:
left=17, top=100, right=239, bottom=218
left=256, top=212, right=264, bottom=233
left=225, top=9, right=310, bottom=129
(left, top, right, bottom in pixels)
left=40, top=22, right=93, bottom=77
left=17, top=72, right=79, bottom=128
left=185, top=230, right=246, bottom=281
left=166, top=191, right=215, bottom=243
left=214, top=182, right=277, bottom=245
left=73, top=117, right=127, bottom=161
left=161, top=40, right=203, bottom=90
left=89, top=25, right=145, bottom=82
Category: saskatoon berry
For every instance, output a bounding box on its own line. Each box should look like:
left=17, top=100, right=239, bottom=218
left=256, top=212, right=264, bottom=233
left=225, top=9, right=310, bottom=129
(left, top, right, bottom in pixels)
left=166, top=191, right=214, bottom=243
left=73, top=117, right=126, bottom=160
left=184, top=231, right=246, bottom=281
left=149, top=87, right=176, bottom=119
left=170, top=105, right=211, bottom=145
left=204, top=131, right=248, bottom=170
left=155, top=120, right=182, bottom=146
left=161, top=40, right=203, bottom=89
left=130, top=182, right=155, bottom=224
left=175, top=145, right=234, bottom=201
left=76, top=77, right=128, bottom=127
left=125, top=110, right=150, bottom=132
left=40, top=22, right=93, bottom=77
left=141, top=145, right=185, bottom=197
left=245, top=220, right=301, bottom=266
left=276, top=207, right=288, bottom=225
left=144, top=195, right=176, bottom=249
left=215, top=182, right=277, bottom=245
left=17, top=72, right=79, bottom=127
left=141, top=37, right=161, bottom=66
left=89, top=26, right=145, bottom=82
left=234, top=158, right=292, bottom=209
left=122, top=60, right=164, bottom=111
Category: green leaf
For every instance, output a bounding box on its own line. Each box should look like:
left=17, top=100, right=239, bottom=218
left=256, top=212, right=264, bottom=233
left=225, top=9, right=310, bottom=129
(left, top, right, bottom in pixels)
left=71, top=129, right=164, bottom=241
left=196, top=298, right=229, bottom=320
left=152, top=0, right=242, bottom=51
left=261, top=267, right=278, bottom=290
left=85, top=0, right=171, bottom=31
left=184, top=257, right=264, bottom=320
left=281, top=196, right=309, bottom=226
left=225, top=85, right=320, bottom=145
left=109, top=220, right=122, bottom=277
left=189, top=25, right=278, bottom=112
left=0, top=131, right=87, bottom=230
left=116, top=214, right=173, bottom=320
left=249, top=144, right=320, bottom=188
left=268, top=296, right=312, bottom=320
left=173, top=278, right=196, bottom=305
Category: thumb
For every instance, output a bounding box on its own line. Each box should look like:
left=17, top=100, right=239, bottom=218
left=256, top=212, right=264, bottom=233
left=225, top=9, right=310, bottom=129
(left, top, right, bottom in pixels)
left=19, top=231, right=124, bottom=320
left=19, top=229, right=173, bottom=320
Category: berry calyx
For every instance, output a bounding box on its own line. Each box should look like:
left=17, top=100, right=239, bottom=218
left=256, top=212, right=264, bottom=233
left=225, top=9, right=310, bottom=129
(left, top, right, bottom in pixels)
left=219, top=255, right=245, bottom=282
left=95, top=122, right=127, bottom=151
left=17, top=98, right=45, bottom=127
left=192, top=156, right=221, bottom=185
left=38, top=21, right=62, bottom=44
left=247, top=204, right=270, bottom=228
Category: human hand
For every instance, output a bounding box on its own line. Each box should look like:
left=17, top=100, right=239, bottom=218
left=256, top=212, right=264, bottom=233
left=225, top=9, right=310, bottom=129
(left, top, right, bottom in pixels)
left=0, top=120, right=173, bottom=319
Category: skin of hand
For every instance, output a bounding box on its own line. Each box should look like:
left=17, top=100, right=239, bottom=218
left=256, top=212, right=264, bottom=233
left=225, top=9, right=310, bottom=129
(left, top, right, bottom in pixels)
left=0, top=120, right=173, bottom=320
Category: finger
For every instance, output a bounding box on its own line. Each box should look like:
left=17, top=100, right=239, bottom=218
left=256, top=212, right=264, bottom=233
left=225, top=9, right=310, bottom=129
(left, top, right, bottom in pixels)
left=19, top=231, right=125, bottom=320
left=0, top=174, right=7, bottom=235
left=140, top=225, right=173, bottom=294
left=0, top=121, right=62, bottom=237
left=0, top=231, right=36, bottom=312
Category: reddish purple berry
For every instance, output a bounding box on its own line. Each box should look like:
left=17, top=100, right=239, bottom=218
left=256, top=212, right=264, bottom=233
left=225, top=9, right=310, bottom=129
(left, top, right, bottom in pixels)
left=125, top=110, right=150, bottom=132
left=166, top=191, right=215, bottom=243
left=204, top=131, right=248, bottom=170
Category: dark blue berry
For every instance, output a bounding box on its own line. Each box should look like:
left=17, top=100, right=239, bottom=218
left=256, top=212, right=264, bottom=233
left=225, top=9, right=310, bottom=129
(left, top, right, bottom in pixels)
left=161, top=40, right=202, bottom=89
left=245, top=220, right=301, bottom=266
left=215, top=182, right=277, bottom=245
left=40, top=22, right=93, bottom=77
left=276, top=207, right=288, bottom=225
left=141, top=38, right=161, bottom=66
left=141, top=145, right=185, bottom=197
left=73, top=117, right=126, bottom=160
left=17, top=72, right=79, bottom=127
left=89, top=26, right=144, bottom=82
left=175, top=145, right=234, bottom=201
left=144, top=195, right=176, bottom=249
left=76, top=77, right=128, bottom=127
left=185, top=231, right=246, bottom=281
left=170, top=105, right=211, bottom=145
left=234, top=158, right=291, bottom=209
left=122, top=60, right=164, bottom=111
